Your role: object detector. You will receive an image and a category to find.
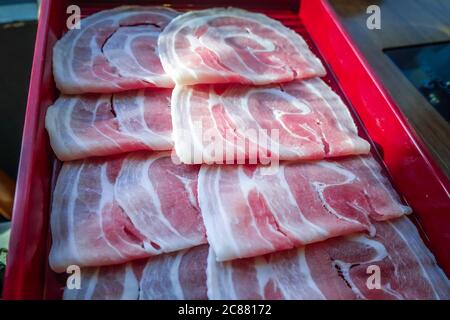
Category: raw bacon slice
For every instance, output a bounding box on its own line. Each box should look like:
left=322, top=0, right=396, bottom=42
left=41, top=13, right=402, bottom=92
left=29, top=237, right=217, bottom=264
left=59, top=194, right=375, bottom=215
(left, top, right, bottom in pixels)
left=158, top=8, right=326, bottom=85
left=53, top=6, right=178, bottom=94
left=63, top=218, right=450, bottom=300
left=63, top=262, right=143, bottom=300
left=139, top=245, right=208, bottom=300
left=64, top=246, right=208, bottom=300
left=198, top=155, right=412, bottom=261
left=208, top=218, right=450, bottom=300
left=171, top=78, right=370, bottom=164
left=45, top=88, right=173, bottom=161
left=49, top=152, right=206, bottom=272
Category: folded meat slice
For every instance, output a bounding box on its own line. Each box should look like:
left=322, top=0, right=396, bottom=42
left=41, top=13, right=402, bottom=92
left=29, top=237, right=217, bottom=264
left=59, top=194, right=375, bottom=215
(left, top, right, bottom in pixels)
left=171, top=78, right=370, bottom=164
left=208, top=218, right=450, bottom=300
left=198, top=155, right=412, bottom=261
left=49, top=152, right=206, bottom=272
left=63, top=218, right=450, bottom=300
left=53, top=6, right=178, bottom=94
left=45, top=88, right=173, bottom=161
left=158, top=8, right=326, bottom=85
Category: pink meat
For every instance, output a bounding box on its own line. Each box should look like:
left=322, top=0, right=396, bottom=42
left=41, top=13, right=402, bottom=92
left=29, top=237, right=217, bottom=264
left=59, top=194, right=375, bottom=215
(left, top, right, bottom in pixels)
left=198, top=155, right=412, bottom=261
left=49, top=152, right=206, bottom=272
left=53, top=6, right=178, bottom=94
left=171, top=78, right=370, bottom=164
left=45, top=88, right=173, bottom=161
left=64, top=218, right=449, bottom=300
left=158, top=8, right=326, bottom=85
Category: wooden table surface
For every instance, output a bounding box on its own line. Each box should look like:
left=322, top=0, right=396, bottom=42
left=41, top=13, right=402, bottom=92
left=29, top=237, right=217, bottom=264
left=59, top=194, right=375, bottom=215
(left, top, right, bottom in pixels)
left=329, top=0, right=450, bottom=177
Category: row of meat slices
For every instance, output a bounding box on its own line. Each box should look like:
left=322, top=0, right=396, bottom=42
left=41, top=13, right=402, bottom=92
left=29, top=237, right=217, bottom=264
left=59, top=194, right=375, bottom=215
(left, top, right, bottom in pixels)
left=53, top=7, right=326, bottom=94
left=46, top=78, right=370, bottom=162
left=46, top=6, right=448, bottom=300
left=64, top=217, right=450, bottom=300
left=49, top=152, right=410, bottom=272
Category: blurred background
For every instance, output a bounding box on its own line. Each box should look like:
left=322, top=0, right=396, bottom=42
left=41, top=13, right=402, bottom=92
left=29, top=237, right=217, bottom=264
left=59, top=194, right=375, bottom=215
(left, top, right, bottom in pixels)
left=0, top=0, right=38, bottom=296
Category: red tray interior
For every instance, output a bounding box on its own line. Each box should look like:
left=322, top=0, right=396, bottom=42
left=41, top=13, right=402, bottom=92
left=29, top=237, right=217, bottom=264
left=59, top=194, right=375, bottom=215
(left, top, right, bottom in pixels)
left=3, top=0, right=449, bottom=299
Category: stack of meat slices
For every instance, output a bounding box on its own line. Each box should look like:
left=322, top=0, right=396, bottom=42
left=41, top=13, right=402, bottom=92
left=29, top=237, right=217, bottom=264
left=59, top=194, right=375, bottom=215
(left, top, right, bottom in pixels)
left=46, top=6, right=449, bottom=299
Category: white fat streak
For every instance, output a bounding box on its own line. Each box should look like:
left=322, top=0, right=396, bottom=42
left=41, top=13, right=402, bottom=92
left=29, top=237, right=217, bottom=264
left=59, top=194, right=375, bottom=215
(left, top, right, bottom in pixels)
left=240, top=88, right=311, bottom=158
left=259, top=165, right=327, bottom=242
left=83, top=268, right=100, bottom=300
left=198, top=166, right=241, bottom=261
left=313, top=161, right=369, bottom=228
left=292, top=248, right=326, bottom=299
left=98, top=163, right=126, bottom=259
left=115, top=90, right=171, bottom=148
left=237, top=167, right=282, bottom=251
left=206, top=247, right=237, bottom=299
left=253, top=256, right=271, bottom=296
left=64, top=98, right=92, bottom=155
left=208, top=87, right=247, bottom=159
left=132, top=154, right=195, bottom=248
left=333, top=234, right=404, bottom=300
left=173, top=173, right=197, bottom=208
left=64, top=163, right=84, bottom=266
left=169, top=251, right=185, bottom=299
left=359, top=156, right=411, bottom=215
left=90, top=96, right=124, bottom=149
left=388, top=219, right=446, bottom=299
left=121, top=263, right=140, bottom=300
left=173, top=87, right=208, bottom=163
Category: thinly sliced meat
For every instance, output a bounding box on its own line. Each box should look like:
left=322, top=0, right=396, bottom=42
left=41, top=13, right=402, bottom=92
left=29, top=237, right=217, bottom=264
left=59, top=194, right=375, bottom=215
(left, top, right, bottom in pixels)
left=64, top=246, right=208, bottom=300
left=45, top=88, right=173, bottom=161
left=63, top=262, right=143, bottom=300
left=198, top=155, right=412, bottom=261
left=63, top=218, right=449, bottom=300
left=49, top=152, right=206, bottom=272
left=53, top=6, right=178, bottom=94
left=158, top=8, right=326, bottom=85
left=139, top=245, right=208, bottom=299
left=171, top=78, right=370, bottom=164
left=208, top=217, right=450, bottom=300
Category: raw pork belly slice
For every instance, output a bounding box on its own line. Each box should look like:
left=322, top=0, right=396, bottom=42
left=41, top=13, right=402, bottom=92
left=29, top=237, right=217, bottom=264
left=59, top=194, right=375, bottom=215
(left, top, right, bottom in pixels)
left=45, top=88, right=173, bottom=161
left=53, top=6, right=178, bottom=94
left=208, top=218, right=450, bottom=300
left=63, top=261, right=143, bottom=300
left=64, top=246, right=208, bottom=300
left=198, top=155, right=412, bottom=261
left=158, top=8, right=326, bottom=85
left=49, top=152, right=206, bottom=272
left=64, top=218, right=450, bottom=300
left=172, top=78, right=370, bottom=164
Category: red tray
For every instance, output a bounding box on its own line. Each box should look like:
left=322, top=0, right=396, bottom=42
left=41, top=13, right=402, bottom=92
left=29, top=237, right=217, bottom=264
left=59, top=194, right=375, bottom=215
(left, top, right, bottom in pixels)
left=3, top=0, right=450, bottom=299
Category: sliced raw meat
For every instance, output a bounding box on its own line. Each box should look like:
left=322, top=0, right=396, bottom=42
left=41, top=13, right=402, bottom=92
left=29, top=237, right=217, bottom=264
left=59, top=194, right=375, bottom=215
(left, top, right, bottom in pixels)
left=64, top=246, right=208, bottom=300
left=45, top=88, right=173, bottom=161
left=63, top=262, right=143, bottom=300
left=139, top=245, right=208, bottom=300
left=208, top=218, right=450, bottom=300
left=53, top=6, right=178, bottom=94
left=198, top=155, right=412, bottom=261
left=63, top=218, right=450, bottom=300
left=171, top=78, right=370, bottom=164
left=49, top=152, right=206, bottom=272
left=158, top=8, right=326, bottom=85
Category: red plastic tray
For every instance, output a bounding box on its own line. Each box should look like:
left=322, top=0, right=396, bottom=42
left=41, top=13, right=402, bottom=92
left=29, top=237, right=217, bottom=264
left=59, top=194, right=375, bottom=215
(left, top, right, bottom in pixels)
left=3, top=0, right=449, bottom=299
